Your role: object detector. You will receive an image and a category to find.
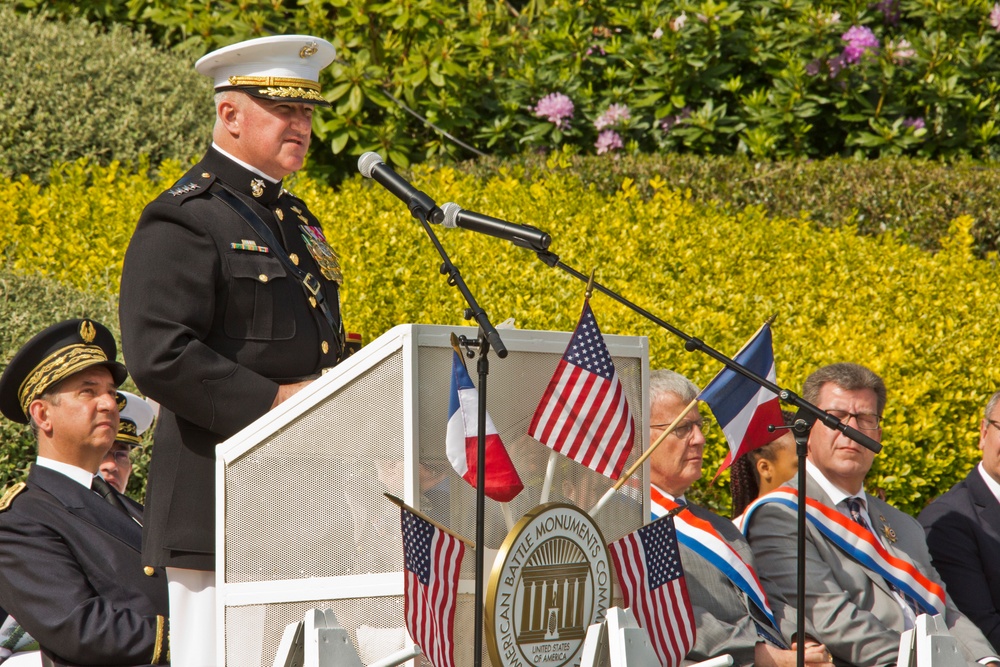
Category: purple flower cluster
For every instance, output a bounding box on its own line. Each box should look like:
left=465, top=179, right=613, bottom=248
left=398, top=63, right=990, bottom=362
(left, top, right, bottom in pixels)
left=903, top=117, right=925, bottom=130
left=842, top=26, right=880, bottom=64
left=660, top=107, right=691, bottom=133
left=594, top=103, right=631, bottom=130
left=534, top=93, right=575, bottom=129
left=992, top=3, right=1000, bottom=31
left=875, top=0, right=900, bottom=25
left=595, top=130, right=623, bottom=155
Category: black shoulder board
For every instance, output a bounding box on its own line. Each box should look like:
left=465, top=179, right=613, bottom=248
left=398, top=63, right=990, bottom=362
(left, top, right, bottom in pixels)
left=158, top=171, right=217, bottom=206
left=0, top=482, right=26, bottom=512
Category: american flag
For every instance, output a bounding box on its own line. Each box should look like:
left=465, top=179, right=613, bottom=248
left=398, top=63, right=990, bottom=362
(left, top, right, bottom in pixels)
left=528, top=299, right=635, bottom=479
left=401, top=507, right=465, bottom=667
left=609, top=514, right=696, bottom=667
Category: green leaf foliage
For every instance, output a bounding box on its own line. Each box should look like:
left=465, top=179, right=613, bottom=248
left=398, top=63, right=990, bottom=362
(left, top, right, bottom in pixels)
left=0, top=5, right=213, bottom=182
left=12, top=0, right=1000, bottom=181
left=1, top=158, right=998, bottom=515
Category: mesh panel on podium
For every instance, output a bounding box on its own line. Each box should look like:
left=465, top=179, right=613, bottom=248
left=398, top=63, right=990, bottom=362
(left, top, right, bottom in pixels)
left=218, top=324, right=649, bottom=666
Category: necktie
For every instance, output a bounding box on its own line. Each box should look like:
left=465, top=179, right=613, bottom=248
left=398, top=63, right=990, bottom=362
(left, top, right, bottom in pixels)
left=91, top=476, right=139, bottom=524
left=845, top=497, right=923, bottom=616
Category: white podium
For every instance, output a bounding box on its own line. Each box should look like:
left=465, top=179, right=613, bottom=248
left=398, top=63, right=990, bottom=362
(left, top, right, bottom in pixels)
left=216, top=324, right=650, bottom=666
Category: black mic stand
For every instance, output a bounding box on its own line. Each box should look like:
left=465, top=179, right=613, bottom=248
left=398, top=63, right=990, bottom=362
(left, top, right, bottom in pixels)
left=527, top=248, right=877, bottom=664
left=413, top=208, right=505, bottom=667
left=533, top=250, right=881, bottom=455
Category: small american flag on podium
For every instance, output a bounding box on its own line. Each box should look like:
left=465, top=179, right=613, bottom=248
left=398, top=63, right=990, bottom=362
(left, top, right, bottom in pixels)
left=401, top=507, right=465, bottom=667
left=529, top=299, right=635, bottom=479
left=608, top=514, right=696, bottom=667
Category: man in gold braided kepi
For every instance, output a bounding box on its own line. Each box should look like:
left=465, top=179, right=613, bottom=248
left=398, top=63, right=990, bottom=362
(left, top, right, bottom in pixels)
left=120, top=34, right=348, bottom=665
left=0, top=319, right=169, bottom=666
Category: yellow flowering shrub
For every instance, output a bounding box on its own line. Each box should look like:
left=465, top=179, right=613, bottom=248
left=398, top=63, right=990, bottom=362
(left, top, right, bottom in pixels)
left=1, top=160, right=997, bottom=514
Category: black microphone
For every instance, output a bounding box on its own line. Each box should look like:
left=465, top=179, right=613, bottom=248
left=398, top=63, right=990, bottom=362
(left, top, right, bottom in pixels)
left=440, top=202, right=552, bottom=252
left=358, top=152, right=443, bottom=223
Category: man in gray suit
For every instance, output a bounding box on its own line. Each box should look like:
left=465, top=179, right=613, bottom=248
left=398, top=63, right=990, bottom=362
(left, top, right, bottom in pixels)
left=744, top=362, right=998, bottom=667
left=648, top=370, right=831, bottom=667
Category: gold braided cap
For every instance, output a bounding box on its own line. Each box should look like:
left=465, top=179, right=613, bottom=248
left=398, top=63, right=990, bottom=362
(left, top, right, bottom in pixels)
left=18, top=344, right=110, bottom=417
left=117, top=419, right=142, bottom=446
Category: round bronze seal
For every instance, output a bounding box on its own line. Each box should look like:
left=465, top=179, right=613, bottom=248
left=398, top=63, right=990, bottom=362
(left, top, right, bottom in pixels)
left=486, top=503, right=613, bottom=667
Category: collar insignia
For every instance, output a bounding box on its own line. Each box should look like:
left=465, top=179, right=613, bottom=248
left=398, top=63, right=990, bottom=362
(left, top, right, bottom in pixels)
left=250, top=178, right=265, bottom=198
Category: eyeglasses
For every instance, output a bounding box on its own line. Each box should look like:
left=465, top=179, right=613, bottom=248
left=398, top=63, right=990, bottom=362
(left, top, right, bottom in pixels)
left=651, top=418, right=709, bottom=440
left=103, top=449, right=131, bottom=465
left=825, top=409, right=881, bottom=431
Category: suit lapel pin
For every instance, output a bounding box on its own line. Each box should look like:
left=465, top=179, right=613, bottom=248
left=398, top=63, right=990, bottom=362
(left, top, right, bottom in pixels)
left=878, top=515, right=897, bottom=542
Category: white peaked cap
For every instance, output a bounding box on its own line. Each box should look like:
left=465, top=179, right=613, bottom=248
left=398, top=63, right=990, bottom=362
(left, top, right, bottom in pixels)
left=195, top=35, right=335, bottom=106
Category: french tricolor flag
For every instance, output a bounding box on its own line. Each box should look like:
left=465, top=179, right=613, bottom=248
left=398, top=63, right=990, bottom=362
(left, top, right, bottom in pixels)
left=446, top=350, right=523, bottom=503
left=700, top=322, right=784, bottom=480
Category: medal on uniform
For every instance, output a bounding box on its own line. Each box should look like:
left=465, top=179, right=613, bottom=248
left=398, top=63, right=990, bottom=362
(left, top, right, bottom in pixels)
left=878, top=515, right=897, bottom=543
left=300, top=225, right=342, bottom=284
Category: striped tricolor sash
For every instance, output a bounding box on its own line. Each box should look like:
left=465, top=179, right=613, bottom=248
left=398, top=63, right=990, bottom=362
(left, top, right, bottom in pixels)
left=740, top=487, right=946, bottom=615
left=651, top=485, right=780, bottom=631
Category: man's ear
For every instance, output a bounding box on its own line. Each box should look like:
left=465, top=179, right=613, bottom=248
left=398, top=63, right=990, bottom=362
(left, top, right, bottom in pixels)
left=218, top=98, right=241, bottom=136
left=28, top=399, right=52, bottom=434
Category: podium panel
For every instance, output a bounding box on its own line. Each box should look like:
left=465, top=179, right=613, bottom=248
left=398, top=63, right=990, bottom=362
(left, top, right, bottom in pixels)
left=217, top=324, right=650, bottom=666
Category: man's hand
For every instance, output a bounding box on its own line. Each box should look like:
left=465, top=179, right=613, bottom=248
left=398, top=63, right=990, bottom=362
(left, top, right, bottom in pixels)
left=270, top=380, right=312, bottom=409
left=755, top=640, right=835, bottom=667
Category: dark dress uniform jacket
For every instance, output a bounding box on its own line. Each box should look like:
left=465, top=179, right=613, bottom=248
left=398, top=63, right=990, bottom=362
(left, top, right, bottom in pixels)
left=919, top=466, right=1000, bottom=649
left=119, top=147, right=344, bottom=570
left=0, top=465, right=168, bottom=666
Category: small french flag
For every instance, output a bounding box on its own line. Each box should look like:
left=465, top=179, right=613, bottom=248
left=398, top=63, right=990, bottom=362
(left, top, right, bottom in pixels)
left=700, top=321, right=784, bottom=479
left=446, top=350, right=523, bottom=503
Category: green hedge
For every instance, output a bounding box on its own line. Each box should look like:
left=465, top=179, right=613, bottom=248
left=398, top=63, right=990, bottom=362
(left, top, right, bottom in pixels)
left=458, top=151, right=1000, bottom=255
left=1, top=158, right=997, bottom=515
left=0, top=5, right=213, bottom=182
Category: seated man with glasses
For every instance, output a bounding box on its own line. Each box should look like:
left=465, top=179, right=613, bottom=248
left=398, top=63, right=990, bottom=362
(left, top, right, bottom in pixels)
left=919, top=389, right=1000, bottom=649
left=743, top=363, right=998, bottom=667
left=99, top=391, right=156, bottom=495
left=647, top=370, right=832, bottom=667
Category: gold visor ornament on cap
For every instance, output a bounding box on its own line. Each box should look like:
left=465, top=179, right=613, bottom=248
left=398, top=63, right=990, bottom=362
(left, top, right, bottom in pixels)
left=80, top=320, right=96, bottom=343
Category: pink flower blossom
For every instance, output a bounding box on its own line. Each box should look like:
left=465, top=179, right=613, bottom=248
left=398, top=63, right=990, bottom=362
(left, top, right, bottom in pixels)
left=534, top=93, right=575, bottom=129
left=841, top=25, right=880, bottom=64
left=903, top=117, right=925, bottom=130
left=991, top=3, right=1000, bottom=30
left=594, top=104, right=631, bottom=130
left=595, top=130, right=623, bottom=154
left=670, top=12, right=687, bottom=32
left=890, top=38, right=915, bottom=63
left=828, top=54, right=847, bottom=77
left=652, top=27, right=664, bottom=39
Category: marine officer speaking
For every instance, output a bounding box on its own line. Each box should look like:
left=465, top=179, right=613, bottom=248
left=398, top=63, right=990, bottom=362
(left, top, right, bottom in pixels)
left=119, top=34, right=346, bottom=664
